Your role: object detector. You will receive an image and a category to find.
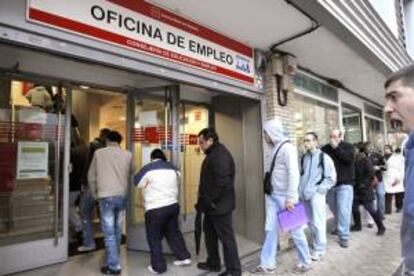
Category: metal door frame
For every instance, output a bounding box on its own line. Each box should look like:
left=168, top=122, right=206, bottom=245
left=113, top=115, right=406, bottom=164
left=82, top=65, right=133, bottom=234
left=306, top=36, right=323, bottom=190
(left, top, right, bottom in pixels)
left=0, top=73, right=70, bottom=276
left=126, top=85, right=180, bottom=251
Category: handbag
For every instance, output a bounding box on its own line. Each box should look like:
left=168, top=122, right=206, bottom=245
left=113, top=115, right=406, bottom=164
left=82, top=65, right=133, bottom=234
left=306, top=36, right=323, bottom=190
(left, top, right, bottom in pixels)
left=263, top=141, right=289, bottom=195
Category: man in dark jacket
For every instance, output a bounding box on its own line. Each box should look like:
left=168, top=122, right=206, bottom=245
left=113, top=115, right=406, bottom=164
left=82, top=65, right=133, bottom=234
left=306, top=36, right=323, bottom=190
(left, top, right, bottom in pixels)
left=195, top=128, right=241, bottom=276
left=351, top=143, right=386, bottom=235
left=321, top=129, right=355, bottom=248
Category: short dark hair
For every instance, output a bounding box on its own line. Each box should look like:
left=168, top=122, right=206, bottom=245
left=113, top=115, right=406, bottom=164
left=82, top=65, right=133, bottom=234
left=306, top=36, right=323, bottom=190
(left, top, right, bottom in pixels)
left=151, top=149, right=167, bottom=161
left=305, top=132, right=318, bottom=141
left=106, top=130, right=122, bottom=144
left=359, top=141, right=371, bottom=154
left=384, top=64, right=414, bottom=89
left=384, top=144, right=393, bottom=152
left=395, top=148, right=402, bottom=154
left=100, top=128, right=111, bottom=139
left=198, top=128, right=219, bottom=143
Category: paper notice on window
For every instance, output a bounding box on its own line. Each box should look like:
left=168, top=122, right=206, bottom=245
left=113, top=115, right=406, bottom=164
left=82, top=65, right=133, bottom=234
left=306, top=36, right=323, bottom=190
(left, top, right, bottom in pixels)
left=17, top=141, right=49, bottom=179
left=19, top=108, right=47, bottom=124
left=139, top=111, right=158, bottom=126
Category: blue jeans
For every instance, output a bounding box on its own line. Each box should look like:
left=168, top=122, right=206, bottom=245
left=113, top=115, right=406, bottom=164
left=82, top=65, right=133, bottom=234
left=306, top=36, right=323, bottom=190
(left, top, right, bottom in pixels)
left=327, top=185, right=354, bottom=241
left=99, top=196, right=127, bottom=271
left=260, top=195, right=311, bottom=269
left=375, top=182, right=385, bottom=220
left=304, top=192, right=327, bottom=255
left=80, top=192, right=96, bottom=247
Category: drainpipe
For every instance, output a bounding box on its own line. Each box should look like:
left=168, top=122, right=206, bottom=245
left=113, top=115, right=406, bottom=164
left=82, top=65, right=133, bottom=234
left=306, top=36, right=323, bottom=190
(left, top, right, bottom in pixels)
left=269, top=0, right=320, bottom=54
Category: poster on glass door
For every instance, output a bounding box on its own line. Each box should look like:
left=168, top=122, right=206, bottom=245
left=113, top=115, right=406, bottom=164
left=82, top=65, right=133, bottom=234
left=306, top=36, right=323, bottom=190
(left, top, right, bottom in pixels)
left=16, top=141, right=49, bottom=179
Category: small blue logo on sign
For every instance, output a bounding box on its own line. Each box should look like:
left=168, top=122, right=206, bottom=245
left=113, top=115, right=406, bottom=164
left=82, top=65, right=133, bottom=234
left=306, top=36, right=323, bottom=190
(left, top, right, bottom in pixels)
left=235, top=55, right=251, bottom=74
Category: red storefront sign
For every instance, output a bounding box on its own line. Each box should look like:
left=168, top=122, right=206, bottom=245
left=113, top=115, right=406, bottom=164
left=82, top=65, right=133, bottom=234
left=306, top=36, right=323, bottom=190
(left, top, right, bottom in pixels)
left=27, top=0, right=255, bottom=85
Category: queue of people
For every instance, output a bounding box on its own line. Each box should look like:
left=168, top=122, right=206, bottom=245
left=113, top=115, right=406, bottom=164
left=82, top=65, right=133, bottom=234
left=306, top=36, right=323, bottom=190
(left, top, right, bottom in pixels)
left=66, top=64, right=414, bottom=276
left=69, top=124, right=399, bottom=275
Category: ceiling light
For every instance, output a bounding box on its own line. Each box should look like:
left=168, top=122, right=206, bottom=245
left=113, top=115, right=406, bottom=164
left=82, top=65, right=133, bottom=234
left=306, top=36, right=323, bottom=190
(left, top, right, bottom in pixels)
left=80, top=85, right=90, bottom=89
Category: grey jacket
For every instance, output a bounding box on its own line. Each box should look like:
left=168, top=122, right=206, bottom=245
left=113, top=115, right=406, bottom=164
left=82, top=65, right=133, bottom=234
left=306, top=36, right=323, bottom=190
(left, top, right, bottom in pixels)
left=299, top=149, right=336, bottom=201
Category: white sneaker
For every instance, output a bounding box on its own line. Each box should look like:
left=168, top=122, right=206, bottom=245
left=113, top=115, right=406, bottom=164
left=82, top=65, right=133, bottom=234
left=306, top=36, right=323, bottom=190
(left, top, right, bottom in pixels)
left=77, top=245, right=96, bottom=252
left=148, top=266, right=160, bottom=274
left=173, top=259, right=192, bottom=266
left=311, top=252, right=324, bottom=261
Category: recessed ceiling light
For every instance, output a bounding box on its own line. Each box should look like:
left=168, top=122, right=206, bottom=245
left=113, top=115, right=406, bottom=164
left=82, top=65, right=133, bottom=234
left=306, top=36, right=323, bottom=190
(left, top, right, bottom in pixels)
left=80, top=85, right=90, bottom=89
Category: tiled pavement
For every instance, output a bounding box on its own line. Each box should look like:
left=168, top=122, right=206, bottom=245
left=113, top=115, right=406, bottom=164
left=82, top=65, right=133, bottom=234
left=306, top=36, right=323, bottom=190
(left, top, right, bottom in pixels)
left=243, top=212, right=403, bottom=276
left=14, top=212, right=403, bottom=276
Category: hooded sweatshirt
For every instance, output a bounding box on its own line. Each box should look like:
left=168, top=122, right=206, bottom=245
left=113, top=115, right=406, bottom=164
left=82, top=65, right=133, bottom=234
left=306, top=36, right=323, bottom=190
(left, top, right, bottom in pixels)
left=299, top=148, right=336, bottom=201
left=264, top=119, right=299, bottom=203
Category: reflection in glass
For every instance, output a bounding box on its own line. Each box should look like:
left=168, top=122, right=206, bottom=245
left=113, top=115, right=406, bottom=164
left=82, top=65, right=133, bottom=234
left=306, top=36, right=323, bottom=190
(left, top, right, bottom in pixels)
left=294, top=94, right=339, bottom=152
left=0, top=80, right=66, bottom=247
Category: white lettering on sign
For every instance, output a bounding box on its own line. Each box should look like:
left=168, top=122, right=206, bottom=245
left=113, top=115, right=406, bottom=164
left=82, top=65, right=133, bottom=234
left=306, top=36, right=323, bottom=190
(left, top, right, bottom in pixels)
left=27, top=0, right=254, bottom=84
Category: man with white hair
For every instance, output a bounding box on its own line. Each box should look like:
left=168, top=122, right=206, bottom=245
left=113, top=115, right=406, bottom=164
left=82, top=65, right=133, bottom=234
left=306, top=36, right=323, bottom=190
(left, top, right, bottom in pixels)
left=322, top=129, right=355, bottom=248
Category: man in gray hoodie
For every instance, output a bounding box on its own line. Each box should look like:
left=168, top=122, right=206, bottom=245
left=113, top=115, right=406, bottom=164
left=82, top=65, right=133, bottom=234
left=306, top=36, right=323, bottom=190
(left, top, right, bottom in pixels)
left=251, top=119, right=311, bottom=275
left=299, top=132, right=336, bottom=261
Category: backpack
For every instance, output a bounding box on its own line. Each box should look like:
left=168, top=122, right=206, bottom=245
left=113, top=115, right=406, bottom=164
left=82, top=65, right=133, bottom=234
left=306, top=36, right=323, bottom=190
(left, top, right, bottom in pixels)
left=300, top=152, right=325, bottom=186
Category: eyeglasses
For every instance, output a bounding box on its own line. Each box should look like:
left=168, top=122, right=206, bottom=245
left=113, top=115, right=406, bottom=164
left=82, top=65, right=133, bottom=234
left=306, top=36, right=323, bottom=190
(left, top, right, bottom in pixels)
left=303, top=139, right=313, bottom=143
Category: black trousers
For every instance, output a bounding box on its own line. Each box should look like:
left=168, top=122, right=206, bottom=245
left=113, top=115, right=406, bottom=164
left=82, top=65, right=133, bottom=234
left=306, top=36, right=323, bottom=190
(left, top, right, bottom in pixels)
left=203, top=213, right=241, bottom=276
left=352, top=199, right=384, bottom=230
left=385, top=192, right=405, bottom=213
left=145, top=203, right=191, bottom=273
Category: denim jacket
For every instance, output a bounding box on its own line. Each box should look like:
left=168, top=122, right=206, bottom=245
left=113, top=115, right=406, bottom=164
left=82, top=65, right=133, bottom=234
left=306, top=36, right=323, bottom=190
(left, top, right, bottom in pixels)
left=402, top=130, right=414, bottom=273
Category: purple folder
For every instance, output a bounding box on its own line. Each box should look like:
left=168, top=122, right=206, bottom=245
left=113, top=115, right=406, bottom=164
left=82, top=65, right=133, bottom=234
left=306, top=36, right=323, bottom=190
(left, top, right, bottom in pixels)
left=277, top=202, right=308, bottom=233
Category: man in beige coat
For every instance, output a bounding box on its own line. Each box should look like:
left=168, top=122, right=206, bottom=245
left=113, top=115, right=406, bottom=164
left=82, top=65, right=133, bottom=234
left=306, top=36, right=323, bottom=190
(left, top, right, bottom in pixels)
left=88, top=130, right=134, bottom=275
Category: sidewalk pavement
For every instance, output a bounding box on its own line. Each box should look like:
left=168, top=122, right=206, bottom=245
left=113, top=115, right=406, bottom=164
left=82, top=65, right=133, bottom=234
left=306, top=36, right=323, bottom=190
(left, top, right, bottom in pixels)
left=243, top=212, right=403, bottom=276
left=15, top=213, right=403, bottom=276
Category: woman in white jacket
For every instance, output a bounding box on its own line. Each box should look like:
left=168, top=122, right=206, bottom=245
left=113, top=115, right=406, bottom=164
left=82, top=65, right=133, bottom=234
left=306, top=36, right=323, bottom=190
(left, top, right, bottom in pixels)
left=383, top=145, right=405, bottom=214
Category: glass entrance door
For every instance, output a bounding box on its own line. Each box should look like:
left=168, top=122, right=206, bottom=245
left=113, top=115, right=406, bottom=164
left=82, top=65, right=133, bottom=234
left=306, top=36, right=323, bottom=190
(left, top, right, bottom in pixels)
left=179, top=103, right=209, bottom=233
left=0, top=77, right=69, bottom=275
left=126, top=90, right=173, bottom=251
left=126, top=87, right=210, bottom=250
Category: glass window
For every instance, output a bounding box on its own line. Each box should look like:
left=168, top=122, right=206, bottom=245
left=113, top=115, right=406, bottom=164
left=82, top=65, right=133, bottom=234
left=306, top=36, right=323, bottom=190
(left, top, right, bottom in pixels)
left=365, top=117, right=385, bottom=152
left=293, top=73, right=338, bottom=102
left=294, top=94, right=339, bottom=151
left=0, top=79, right=66, bottom=247
left=342, top=104, right=363, bottom=145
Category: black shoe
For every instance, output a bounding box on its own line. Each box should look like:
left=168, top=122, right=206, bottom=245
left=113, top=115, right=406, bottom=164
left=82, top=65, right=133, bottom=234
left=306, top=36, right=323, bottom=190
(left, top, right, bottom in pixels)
left=331, top=229, right=339, bottom=235
left=377, top=227, right=386, bottom=236
left=218, top=271, right=241, bottom=276
left=339, top=239, right=349, bottom=248
left=100, top=266, right=121, bottom=275
left=197, top=262, right=221, bottom=272
left=350, top=225, right=362, bottom=231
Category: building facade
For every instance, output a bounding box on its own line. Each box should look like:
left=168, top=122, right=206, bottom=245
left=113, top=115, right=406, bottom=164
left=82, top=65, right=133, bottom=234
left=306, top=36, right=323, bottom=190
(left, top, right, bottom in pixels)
left=0, top=0, right=411, bottom=274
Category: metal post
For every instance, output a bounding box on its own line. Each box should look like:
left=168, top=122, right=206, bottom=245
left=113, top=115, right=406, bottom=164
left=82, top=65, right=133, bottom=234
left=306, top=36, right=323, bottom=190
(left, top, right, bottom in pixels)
left=170, top=85, right=180, bottom=169
left=126, top=90, right=136, bottom=226
left=56, top=85, right=71, bottom=246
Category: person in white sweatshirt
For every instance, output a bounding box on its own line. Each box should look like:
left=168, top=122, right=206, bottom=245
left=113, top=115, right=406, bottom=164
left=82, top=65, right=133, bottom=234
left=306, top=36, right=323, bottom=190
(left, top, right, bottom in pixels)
left=135, top=149, right=191, bottom=274
left=251, top=118, right=311, bottom=275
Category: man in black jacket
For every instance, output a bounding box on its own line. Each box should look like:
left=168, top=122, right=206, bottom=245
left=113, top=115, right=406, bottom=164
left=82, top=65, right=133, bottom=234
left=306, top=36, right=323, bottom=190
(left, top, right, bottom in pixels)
left=321, top=129, right=355, bottom=248
left=196, top=128, right=241, bottom=276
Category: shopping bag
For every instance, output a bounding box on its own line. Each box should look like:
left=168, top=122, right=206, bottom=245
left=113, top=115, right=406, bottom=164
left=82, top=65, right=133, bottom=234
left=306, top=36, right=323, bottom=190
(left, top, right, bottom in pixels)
left=277, top=202, right=308, bottom=233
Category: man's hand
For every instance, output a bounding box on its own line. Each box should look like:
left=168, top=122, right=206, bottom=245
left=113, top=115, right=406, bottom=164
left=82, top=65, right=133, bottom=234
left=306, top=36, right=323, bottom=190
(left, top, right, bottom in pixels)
left=286, top=201, right=295, bottom=212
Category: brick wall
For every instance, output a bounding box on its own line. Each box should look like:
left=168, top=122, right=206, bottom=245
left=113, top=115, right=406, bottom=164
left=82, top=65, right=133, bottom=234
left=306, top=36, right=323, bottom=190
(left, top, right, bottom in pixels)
left=263, top=55, right=297, bottom=143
